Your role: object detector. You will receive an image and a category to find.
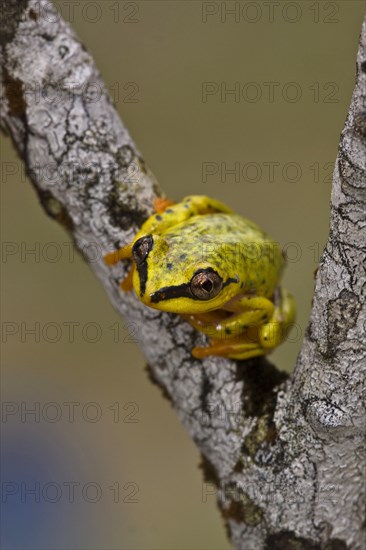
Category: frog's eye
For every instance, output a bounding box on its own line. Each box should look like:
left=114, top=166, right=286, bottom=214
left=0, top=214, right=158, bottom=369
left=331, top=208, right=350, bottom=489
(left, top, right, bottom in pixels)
left=132, top=235, right=153, bottom=266
left=190, top=269, right=223, bottom=300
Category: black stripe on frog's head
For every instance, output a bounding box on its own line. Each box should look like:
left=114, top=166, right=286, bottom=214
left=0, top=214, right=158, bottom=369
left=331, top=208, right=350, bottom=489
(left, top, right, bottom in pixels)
left=150, top=267, right=238, bottom=304
left=132, top=235, right=154, bottom=296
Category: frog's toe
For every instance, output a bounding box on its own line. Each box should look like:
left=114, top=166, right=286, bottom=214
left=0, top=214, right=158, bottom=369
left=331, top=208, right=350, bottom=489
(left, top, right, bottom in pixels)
left=260, top=322, right=283, bottom=349
left=153, top=197, right=175, bottom=213
left=192, top=340, right=265, bottom=360
left=104, top=243, right=133, bottom=265
left=120, top=264, right=134, bottom=292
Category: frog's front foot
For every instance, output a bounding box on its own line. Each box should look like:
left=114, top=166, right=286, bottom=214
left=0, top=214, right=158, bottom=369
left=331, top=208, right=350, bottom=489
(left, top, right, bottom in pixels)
left=191, top=289, right=296, bottom=360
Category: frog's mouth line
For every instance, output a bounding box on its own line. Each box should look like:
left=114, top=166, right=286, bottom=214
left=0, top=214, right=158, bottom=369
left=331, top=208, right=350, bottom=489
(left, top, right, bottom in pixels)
left=150, top=276, right=239, bottom=304
left=150, top=283, right=194, bottom=303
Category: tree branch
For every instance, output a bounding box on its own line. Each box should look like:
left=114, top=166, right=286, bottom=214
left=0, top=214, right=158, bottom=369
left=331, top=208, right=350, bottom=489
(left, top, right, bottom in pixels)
left=1, top=2, right=365, bottom=547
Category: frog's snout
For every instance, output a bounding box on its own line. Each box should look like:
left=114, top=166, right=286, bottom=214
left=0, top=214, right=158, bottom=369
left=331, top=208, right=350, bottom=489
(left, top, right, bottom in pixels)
left=132, top=235, right=153, bottom=297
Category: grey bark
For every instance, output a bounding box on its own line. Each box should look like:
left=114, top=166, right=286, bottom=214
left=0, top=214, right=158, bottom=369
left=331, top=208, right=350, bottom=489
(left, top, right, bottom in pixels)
left=1, top=2, right=365, bottom=548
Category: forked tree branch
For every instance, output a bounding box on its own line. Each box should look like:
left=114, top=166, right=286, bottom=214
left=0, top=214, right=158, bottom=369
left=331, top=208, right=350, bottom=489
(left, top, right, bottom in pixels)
left=1, top=2, right=365, bottom=547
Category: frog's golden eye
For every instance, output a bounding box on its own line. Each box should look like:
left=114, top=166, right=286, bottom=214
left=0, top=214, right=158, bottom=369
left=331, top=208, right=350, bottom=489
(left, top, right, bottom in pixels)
left=132, top=235, right=153, bottom=266
left=190, top=269, right=223, bottom=300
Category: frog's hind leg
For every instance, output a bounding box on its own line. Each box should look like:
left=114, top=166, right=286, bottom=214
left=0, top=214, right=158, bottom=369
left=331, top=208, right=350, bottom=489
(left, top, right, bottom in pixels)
left=190, top=290, right=295, bottom=360
left=185, top=297, right=275, bottom=341
left=259, top=288, right=296, bottom=350
left=185, top=297, right=274, bottom=360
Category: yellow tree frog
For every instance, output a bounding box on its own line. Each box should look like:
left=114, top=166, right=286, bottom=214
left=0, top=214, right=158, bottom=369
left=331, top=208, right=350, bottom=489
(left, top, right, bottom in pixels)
left=104, top=195, right=295, bottom=360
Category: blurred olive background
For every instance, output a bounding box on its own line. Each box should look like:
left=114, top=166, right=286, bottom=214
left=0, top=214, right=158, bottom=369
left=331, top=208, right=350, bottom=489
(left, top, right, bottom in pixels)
left=1, top=2, right=365, bottom=549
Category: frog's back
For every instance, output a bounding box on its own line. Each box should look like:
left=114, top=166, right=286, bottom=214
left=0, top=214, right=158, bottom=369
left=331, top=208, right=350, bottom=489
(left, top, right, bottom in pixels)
left=165, top=213, right=271, bottom=244
left=164, top=213, right=285, bottom=293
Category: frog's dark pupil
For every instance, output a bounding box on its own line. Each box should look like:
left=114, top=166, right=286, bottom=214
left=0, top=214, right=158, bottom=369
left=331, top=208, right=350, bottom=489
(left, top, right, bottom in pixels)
left=202, top=279, right=213, bottom=292
left=190, top=268, right=223, bottom=301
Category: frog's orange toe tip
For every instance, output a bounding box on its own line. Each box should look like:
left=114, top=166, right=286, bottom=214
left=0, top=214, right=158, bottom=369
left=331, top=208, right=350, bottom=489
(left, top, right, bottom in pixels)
left=104, top=245, right=132, bottom=265
left=192, top=347, right=210, bottom=359
left=104, top=252, right=117, bottom=266
left=193, top=345, right=233, bottom=359
left=153, top=197, right=175, bottom=213
left=120, top=279, right=133, bottom=292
